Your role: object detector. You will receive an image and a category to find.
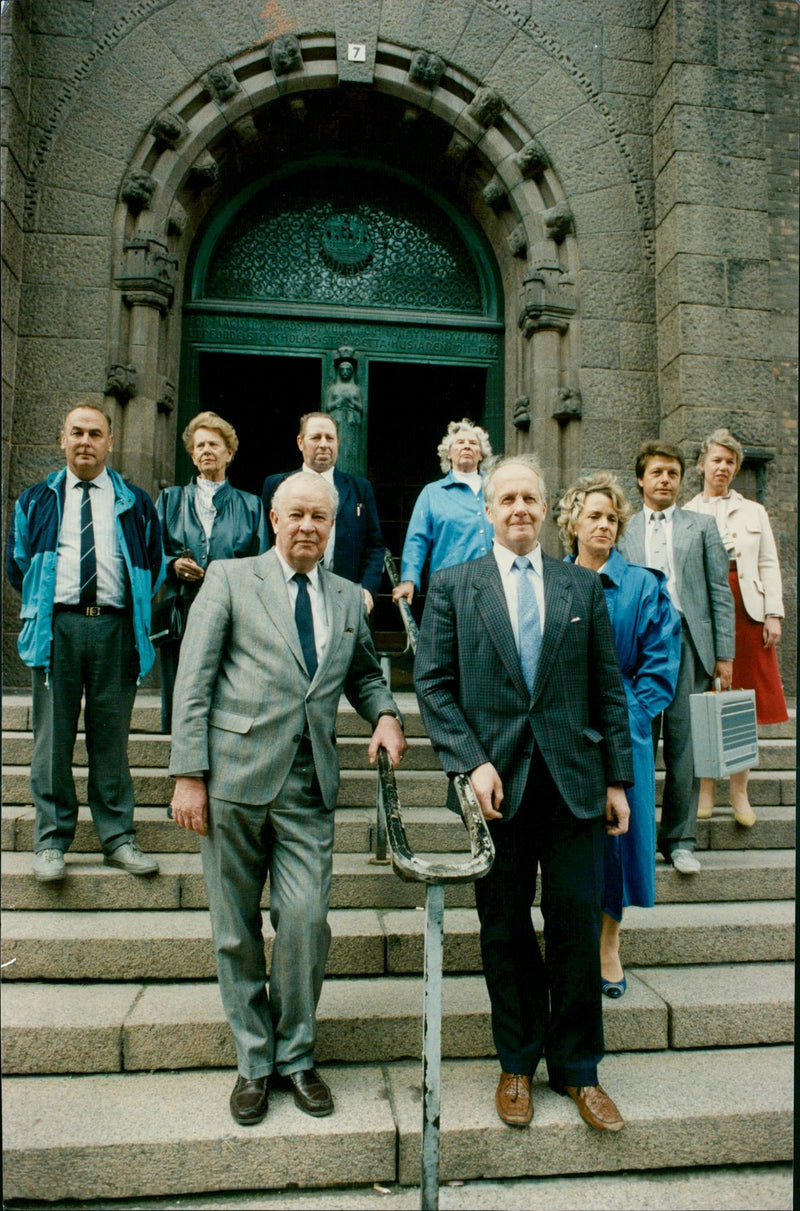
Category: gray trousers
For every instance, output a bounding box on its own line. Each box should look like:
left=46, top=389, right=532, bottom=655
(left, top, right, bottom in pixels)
left=653, top=622, right=710, bottom=859
left=201, top=740, right=335, bottom=1079
left=31, top=611, right=138, bottom=855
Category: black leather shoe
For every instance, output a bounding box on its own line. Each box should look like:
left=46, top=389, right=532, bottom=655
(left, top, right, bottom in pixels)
left=229, top=1075, right=269, bottom=1125
left=289, top=1068, right=334, bottom=1117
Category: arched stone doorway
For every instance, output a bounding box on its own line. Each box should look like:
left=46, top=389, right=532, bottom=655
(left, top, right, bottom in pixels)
left=180, top=156, right=505, bottom=566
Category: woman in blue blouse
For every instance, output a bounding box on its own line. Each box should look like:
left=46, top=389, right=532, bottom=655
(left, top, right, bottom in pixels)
left=392, top=419, right=494, bottom=607
left=559, top=473, right=680, bottom=997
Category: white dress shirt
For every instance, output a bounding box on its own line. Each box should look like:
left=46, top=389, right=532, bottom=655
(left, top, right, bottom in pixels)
left=55, top=468, right=126, bottom=606
left=275, top=549, right=330, bottom=665
left=643, top=503, right=683, bottom=613
left=492, top=540, right=545, bottom=646
left=301, top=464, right=337, bottom=568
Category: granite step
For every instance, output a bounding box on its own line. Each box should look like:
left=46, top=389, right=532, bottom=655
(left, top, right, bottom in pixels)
left=3, top=729, right=793, bottom=772
left=1, top=847, right=794, bottom=911
left=3, top=802, right=795, bottom=855
left=1, top=765, right=795, bottom=808
left=1, top=901, right=794, bottom=982
left=2, top=963, right=792, bottom=1077
left=2, top=1047, right=793, bottom=1201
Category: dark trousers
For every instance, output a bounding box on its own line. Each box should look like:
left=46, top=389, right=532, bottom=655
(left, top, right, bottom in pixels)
left=31, top=611, right=138, bottom=855
left=653, top=622, right=708, bottom=859
left=473, top=751, right=605, bottom=1088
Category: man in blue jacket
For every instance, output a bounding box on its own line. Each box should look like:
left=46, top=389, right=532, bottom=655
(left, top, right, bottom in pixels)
left=261, top=412, right=385, bottom=613
left=5, top=402, right=165, bottom=881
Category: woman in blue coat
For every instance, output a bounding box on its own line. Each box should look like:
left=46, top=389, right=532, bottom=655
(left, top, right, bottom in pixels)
left=155, top=411, right=269, bottom=732
left=558, top=473, right=680, bottom=997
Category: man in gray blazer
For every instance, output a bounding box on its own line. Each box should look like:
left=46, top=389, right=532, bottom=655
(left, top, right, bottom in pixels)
left=621, top=440, right=734, bottom=874
left=414, top=454, right=634, bottom=1133
left=169, top=473, right=405, bottom=1126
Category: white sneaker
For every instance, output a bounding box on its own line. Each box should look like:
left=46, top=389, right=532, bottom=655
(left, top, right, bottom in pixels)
left=32, top=848, right=66, bottom=881
left=672, top=850, right=701, bottom=875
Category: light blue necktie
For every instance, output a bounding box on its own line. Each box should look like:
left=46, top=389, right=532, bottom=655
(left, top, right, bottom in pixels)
left=513, top=555, right=542, bottom=694
left=649, top=511, right=671, bottom=578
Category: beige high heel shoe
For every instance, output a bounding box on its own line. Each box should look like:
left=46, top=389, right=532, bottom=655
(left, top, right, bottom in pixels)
left=730, top=770, right=756, bottom=828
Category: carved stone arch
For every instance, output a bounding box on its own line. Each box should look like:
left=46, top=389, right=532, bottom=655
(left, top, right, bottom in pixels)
left=109, top=34, right=593, bottom=497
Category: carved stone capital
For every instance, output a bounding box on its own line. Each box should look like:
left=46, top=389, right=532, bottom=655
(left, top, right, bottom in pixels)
left=190, top=151, right=219, bottom=188
left=289, top=97, right=307, bottom=121
left=543, top=201, right=575, bottom=243
left=120, top=169, right=155, bottom=213
left=205, top=62, right=239, bottom=103
left=105, top=363, right=137, bottom=403
left=233, top=115, right=259, bottom=146
left=514, top=140, right=550, bottom=178
left=467, top=87, right=504, bottom=128
left=116, top=237, right=178, bottom=313
left=156, top=379, right=176, bottom=416
left=507, top=225, right=528, bottom=259
left=482, top=175, right=508, bottom=212
left=551, top=387, right=582, bottom=421
left=168, top=201, right=187, bottom=235
left=513, top=395, right=531, bottom=430
left=151, top=109, right=188, bottom=148
left=269, top=33, right=303, bottom=76
left=518, top=268, right=576, bottom=337
left=408, top=49, right=445, bottom=88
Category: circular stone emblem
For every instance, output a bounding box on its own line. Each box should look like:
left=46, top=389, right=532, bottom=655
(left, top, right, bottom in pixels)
left=321, top=214, right=373, bottom=272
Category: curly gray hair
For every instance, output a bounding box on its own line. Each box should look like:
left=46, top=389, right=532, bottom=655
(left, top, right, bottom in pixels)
left=697, top=427, right=744, bottom=475
left=437, top=418, right=492, bottom=474
left=557, top=472, right=633, bottom=554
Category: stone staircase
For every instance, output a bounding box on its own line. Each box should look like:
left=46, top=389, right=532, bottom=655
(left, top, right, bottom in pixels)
left=1, top=692, right=794, bottom=1204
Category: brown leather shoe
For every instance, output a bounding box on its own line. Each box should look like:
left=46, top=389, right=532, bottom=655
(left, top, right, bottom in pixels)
left=563, top=1084, right=624, bottom=1132
left=289, top=1068, right=334, bottom=1117
left=229, top=1075, right=269, bottom=1125
left=495, top=1071, right=533, bottom=1126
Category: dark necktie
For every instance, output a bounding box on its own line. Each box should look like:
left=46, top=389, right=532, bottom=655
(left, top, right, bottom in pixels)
left=78, top=481, right=97, bottom=606
left=513, top=555, right=542, bottom=694
left=293, top=572, right=318, bottom=679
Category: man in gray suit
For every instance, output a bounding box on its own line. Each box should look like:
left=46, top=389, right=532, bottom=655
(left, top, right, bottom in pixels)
left=621, top=440, right=734, bottom=874
left=414, top=454, right=634, bottom=1133
left=169, top=472, right=406, bottom=1126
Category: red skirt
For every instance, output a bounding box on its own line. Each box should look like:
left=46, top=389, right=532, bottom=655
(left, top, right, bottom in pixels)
left=730, top=568, right=789, bottom=725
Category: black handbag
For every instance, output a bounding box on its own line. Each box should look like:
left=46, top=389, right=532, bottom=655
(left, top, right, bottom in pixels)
left=150, top=588, right=187, bottom=648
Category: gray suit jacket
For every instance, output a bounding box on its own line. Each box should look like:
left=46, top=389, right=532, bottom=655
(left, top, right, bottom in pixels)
left=414, top=552, right=634, bottom=822
left=168, top=549, right=396, bottom=808
left=621, top=509, right=735, bottom=677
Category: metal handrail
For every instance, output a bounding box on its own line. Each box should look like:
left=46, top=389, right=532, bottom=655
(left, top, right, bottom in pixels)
left=383, top=548, right=419, bottom=654
left=377, top=749, right=494, bottom=884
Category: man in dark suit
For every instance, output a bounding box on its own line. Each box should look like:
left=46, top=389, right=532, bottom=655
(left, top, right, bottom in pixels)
left=169, top=472, right=405, bottom=1126
left=621, top=440, right=734, bottom=875
left=414, top=454, right=634, bottom=1132
left=261, top=411, right=385, bottom=613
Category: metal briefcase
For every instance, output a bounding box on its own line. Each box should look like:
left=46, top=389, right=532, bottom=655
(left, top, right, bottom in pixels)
left=689, top=688, right=759, bottom=778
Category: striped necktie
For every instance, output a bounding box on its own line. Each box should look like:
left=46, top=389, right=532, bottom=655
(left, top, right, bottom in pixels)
left=649, top=511, right=670, bottom=577
left=513, top=555, right=542, bottom=694
left=78, top=481, right=97, bottom=606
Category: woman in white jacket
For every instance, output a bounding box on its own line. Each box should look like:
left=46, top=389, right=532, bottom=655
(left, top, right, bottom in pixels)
left=685, top=428, right=788, bottom=826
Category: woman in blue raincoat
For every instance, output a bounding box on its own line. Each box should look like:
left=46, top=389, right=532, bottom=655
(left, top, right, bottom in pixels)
left=558, top=473, right=680, bottom=998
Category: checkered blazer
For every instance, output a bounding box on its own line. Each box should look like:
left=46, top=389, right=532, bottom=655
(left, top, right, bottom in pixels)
left=414, top=551, right=634, bottom=821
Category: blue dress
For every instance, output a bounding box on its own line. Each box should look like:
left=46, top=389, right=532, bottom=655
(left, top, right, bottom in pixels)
left=567, top=548, right=681, bottom=917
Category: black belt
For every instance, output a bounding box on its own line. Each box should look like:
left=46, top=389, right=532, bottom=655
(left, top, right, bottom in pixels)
left=53, top=604, right=130, bottom=617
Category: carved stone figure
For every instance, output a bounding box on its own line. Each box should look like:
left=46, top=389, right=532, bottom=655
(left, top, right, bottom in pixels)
left=156, top=380, right=176, bottom=416
left=121, top=169, right=155, bottom=213
left=190, top=151, right=219, bottom=188
left=515, top=140, right=550, bottom=178
left=552, top=387, right=583, bottom=421
left=408, top=50, right=445, bottom=88
left=269, top=34, right=303, bottom=75
left=507, top=224, right=528, bottom=259
left=544, top=202, right=575, bottom=242
left=325, top=348, right=364, bottom=428
left=482, top=176, right=507, bottom=212
left=467, top=87, right=504, bottom=128
left=151, top=109, right=187, bottom=148
left=445, top=132, right=471, bottom=165
left=206, top=62, right=239, bottom=102
left=513, top=396, right=531, bottom=430
left=105, top=363, right=137, bottom=403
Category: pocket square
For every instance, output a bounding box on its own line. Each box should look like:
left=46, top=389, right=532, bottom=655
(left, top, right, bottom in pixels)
left=571, top=616, right=581, bottom=623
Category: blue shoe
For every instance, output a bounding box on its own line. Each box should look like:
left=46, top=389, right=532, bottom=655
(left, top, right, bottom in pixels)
left=601, top=975, right=627, bottom=999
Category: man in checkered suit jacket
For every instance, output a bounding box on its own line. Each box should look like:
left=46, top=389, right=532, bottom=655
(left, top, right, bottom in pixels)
left=414, top=454, right=633, bottom=1134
